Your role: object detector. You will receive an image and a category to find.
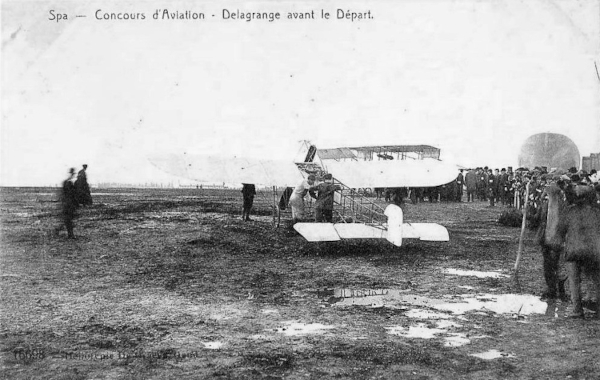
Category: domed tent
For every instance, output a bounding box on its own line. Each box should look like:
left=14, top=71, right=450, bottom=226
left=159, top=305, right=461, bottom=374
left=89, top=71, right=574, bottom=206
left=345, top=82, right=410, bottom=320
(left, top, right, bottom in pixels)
left=518, top=133, right=580, bottom=171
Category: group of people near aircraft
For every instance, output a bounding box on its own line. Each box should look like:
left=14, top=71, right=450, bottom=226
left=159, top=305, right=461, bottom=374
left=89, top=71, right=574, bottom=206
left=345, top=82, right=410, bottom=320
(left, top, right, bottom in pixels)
left=376, top=166, right=599, bottom=210
left=246, top=173, right=341, bottom=224
left=269, top=166, right=600, bottom=226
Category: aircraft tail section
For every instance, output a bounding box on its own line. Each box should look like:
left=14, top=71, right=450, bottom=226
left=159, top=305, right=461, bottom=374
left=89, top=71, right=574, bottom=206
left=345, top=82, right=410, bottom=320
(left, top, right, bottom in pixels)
left=293, top=204, right=449, bottom=247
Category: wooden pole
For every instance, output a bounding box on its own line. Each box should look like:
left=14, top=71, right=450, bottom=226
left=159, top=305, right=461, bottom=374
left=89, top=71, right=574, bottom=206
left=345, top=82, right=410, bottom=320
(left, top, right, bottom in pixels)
left=514, top=182, right=530, bottom=275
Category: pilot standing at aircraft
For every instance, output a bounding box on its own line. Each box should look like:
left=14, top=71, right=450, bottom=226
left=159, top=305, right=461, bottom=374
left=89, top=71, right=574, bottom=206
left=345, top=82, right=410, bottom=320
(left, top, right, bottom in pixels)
left=241, top=183, right=256, bottom=221
left=54, top=168, right=78, bottom=239
left=309, top=174, right=340, bottom=223
left=289, top=174, right=316, bottom=224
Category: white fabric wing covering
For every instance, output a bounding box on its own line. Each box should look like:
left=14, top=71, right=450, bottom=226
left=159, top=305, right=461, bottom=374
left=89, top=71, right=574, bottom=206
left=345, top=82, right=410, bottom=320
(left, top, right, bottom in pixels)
left=324, top=158, right=459, bottom=188
left=148, top=154, right=303, bottom=187
left=293, top=223, right=341, bottom=242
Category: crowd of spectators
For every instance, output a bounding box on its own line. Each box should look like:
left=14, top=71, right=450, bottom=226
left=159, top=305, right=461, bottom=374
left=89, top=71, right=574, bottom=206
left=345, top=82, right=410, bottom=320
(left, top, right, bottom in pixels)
left=377, top=166, right=599, bottom=208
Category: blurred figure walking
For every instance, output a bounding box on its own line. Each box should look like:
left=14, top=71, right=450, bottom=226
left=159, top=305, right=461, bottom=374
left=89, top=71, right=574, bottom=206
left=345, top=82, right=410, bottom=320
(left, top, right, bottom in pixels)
left=55, top=168, right=78, bottom=239
left=241, top=183, right=256, bottom=221
left=74, top=164, right=93, bottom=206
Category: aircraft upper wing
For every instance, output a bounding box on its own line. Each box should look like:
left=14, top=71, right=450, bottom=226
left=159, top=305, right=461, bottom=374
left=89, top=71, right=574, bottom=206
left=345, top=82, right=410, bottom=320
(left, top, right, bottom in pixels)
left=148, top=154, right=303, bottom=187
left=323, top=158, right=459, bottom=188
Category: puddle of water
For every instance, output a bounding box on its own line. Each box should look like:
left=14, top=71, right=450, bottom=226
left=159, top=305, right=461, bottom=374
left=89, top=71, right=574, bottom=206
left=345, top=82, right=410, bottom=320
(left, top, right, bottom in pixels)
left=250, top=334, right=272, bottom=340
left=386, top=324, right=445, bottom=339
left=444, top=268, right=510, bottom=278
left=387, top=324, right=471, bottom=347
left=261, top=309, right=279, bottom=314
left=458, top=285, right=475, bottom=290
left=444, top=333, right=470, bottom=347
left=202, top=341, right=223, bottom=349
left=471, top=349, right=515, bottom=360
left=11, top=212, right=34, bottom=218
left=91, top=193, right=137, bottom=196
left=436, top=320, right=461, bottom=329
left=405, top=309, right=452, bottom=320
left=275, top=322, right=335, bottom=336
left=327, top=289, right=547, bottom=317
left=434, top=294, right=547, bottom=315
left=329, top=289, right=446, bottom=309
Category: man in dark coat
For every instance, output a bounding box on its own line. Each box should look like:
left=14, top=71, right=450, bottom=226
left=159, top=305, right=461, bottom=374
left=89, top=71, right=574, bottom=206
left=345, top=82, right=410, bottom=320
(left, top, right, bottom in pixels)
left=74, top=164, right=92, bottom=206
left=456, top=170, right=464, bottom=202
left=309, top=174, right=340, bottom=222
left=465, top=169, right=477, bottom=202
left=241, top=183, right=256, bottom=221
left=55, top=168, right=78, bottom=239
left=498, top=168, right=508, bottom=205
left=478, top=167, right=489, bottom=201
left=488, top=169, right=497, bottom=206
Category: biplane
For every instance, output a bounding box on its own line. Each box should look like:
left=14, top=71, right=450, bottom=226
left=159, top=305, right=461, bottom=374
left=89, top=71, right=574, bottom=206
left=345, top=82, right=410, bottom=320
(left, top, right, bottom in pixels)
left=149, top=142, right=458, bottom=247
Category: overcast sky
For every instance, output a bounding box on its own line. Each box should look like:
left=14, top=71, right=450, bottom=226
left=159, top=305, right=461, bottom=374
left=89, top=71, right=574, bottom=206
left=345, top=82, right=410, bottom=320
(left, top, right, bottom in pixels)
left=2, top=0, right=599, bottom=186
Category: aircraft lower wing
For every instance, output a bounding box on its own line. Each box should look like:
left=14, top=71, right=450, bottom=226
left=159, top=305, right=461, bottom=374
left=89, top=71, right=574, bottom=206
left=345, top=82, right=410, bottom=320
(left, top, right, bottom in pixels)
left=148, top=154, right=303, bottom=187
left=293, top=205, right=449, bottom=247
left=293, top=222, right=448, bottom=246
left=322, top=158, right=458, bottom=188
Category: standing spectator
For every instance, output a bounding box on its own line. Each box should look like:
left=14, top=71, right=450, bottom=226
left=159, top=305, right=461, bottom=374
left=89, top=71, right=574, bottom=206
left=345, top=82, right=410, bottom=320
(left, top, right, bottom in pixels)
left=465, top=168, right=477, bottom=202
left=427, top=186, right=440, bottom=203
left=479, top=167, right=489, bottom=201
left=498, top=168, right=508, bottom=205
left=488, top=169, right=497, bottom=207
left=393, top=187, right=407, bottom=205
left=309, top=174, right=340, bottom=223
left=384, top=188, right=392, bottom=202
left=74, top=164, right=92, bottom=206
left=55, top=168, right=78, bottom=239
left=241, top=183, right=256, bottom=221
left=288, top=174, right=316, bottom=224
left=456, top=170, right=464, bottom=202
left=410, top=187, right=424, bottom=204
left=589, top=169, right=598, bottom=184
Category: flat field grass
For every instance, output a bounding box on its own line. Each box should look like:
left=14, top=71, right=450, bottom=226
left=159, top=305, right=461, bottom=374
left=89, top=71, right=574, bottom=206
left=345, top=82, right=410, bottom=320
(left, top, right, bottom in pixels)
left=1, top=187, right=600, bottom=379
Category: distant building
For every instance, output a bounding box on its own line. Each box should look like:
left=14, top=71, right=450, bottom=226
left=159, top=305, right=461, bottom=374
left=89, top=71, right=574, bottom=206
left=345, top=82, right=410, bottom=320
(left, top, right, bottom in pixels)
left=582, top=153, right=600, bottom=173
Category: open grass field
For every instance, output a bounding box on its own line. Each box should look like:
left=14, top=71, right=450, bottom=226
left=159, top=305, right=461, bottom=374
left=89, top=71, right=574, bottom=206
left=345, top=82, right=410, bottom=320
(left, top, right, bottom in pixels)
left=1, top=187, right=600, bottom=379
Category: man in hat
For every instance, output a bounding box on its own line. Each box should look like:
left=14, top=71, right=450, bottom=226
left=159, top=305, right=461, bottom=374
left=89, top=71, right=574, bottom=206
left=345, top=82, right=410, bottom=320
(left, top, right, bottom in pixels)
left=55, top=168, right=78, bottom=239
left=487, top=169, right=497, bottom=207
left=465, top=168, right=477, bottom=202
left=456, top=170, right=464, bottom=202
left=477, top=167, right=488, bottom=201
left=309, top=174, right=340, bottom=223
left=589, top=169, right=598, bottom=185
left=74, top=164, right=92, bottom=206
left=241, top=183, right=256, bottom=221
left=497, top=168, right=508, bottom=205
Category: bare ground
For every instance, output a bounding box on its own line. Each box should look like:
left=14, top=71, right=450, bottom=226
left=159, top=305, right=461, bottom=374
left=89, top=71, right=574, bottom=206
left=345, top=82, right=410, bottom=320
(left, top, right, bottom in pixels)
left=1, top=187, right=600, bottom=379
